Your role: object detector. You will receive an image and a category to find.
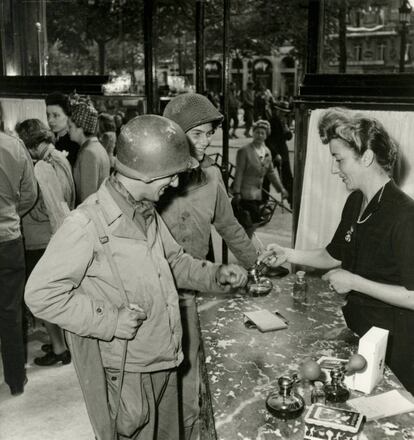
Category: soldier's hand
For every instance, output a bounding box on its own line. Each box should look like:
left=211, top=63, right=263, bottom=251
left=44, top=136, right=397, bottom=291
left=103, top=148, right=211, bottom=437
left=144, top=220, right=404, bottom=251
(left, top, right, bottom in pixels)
left=216, top=264, right=248, bottom=289
left=115, top=305, right=147, bottom=340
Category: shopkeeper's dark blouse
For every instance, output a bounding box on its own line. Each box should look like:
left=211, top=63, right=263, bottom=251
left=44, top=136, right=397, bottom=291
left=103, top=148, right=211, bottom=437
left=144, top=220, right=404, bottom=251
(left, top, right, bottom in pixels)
left=326, top=180, right=414, bottom=307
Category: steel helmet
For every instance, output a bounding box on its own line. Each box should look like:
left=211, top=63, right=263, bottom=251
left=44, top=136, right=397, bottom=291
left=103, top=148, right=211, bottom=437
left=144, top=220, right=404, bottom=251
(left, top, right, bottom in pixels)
left=114, top=115, right=199, bottom=182
left=163, top=93, right=223, bottom=133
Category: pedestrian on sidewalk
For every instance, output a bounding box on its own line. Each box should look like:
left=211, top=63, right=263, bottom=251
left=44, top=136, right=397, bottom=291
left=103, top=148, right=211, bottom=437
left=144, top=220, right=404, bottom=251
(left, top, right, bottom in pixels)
left=228, top=83, right=240, bottom=138
left=25, top=115, right=247, bottom=440
left=0, top=124, right=37, bottom=396
left=264, top=101, right=294, bottom=206
left=162, top=93, right=258, bottom=440
left=242, top=80, right=255, bottom=137
left=232, top=119, right=288, bottom=238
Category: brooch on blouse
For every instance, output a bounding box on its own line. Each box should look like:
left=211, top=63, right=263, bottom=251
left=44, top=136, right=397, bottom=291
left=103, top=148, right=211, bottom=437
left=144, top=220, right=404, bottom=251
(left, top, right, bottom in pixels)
left=345, top=226, right=354, bottom=243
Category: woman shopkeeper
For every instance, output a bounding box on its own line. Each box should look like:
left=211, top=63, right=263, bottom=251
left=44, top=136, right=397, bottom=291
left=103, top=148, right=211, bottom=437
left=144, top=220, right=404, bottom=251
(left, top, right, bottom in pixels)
left=264, top=108, right=414, bottom=394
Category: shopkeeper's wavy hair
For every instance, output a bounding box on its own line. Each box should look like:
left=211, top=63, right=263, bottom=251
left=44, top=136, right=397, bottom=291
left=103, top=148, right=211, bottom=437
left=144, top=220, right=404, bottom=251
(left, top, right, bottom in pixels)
left=318, top=107, right=397, bottom=174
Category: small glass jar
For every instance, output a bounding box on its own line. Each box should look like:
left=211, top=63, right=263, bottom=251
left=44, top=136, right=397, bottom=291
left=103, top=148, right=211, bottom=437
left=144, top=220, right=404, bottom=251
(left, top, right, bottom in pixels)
left=292, top=270, right=308, bottom=302
left=311, top=381, right=326, bottom=404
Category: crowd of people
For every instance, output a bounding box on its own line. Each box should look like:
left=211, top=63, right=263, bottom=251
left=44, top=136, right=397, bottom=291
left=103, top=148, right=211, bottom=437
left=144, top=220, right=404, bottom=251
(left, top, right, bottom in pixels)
left=0, top=90, right=413, bottom=440
left=0, top=91, right=254, bottom=440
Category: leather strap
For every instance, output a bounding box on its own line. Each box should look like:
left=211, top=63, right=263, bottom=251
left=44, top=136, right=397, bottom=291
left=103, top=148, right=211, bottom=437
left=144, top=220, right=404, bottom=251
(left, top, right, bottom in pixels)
left=83, top=202, right=129, bottom=440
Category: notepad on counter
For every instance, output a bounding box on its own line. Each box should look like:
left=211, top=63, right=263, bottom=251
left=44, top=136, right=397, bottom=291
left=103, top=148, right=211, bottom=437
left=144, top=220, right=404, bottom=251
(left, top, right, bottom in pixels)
left=243, top=309, right=288, bottom=332
left=348, top=389, right=414, bottom=421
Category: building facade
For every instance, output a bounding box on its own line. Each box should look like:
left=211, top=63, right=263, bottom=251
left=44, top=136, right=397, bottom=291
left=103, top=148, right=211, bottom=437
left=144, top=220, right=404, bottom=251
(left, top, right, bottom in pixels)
left=322, top=0, right=413, bottom=74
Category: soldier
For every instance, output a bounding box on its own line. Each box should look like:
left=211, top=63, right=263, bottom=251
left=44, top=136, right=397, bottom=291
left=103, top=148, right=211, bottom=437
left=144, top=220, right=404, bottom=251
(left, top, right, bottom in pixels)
left=162, top=93, right=258, bottom=439
left=25, top=115, right=247, bottom=440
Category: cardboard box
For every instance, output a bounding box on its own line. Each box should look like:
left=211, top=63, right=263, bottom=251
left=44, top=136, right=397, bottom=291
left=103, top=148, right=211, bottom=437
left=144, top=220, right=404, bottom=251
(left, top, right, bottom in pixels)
left=304, top=404, right=364, bottom=440
left=353, top=326, right=389, bottom=394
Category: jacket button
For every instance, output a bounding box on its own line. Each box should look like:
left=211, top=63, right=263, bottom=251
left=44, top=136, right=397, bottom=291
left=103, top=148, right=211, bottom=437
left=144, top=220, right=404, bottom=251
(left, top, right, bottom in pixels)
left=96, top=307, right=103, bottom=315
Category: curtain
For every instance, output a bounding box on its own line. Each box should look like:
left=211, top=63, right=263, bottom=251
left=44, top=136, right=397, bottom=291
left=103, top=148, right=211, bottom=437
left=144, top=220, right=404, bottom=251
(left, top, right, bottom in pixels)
left=0, top=98, right=47, bottom=134
left=296, top=108, right=414, bottom=251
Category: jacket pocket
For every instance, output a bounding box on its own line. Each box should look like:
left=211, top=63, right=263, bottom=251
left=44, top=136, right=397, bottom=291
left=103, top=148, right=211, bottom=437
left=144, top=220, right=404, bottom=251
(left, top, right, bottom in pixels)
left=105, top=368, right=150, bottom=437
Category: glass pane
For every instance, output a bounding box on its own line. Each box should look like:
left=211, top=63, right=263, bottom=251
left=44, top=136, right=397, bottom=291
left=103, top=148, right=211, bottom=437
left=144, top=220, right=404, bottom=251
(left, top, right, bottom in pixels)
left=320, top=0, right=414, bottom=73
left=157, top=1, right=196, bottom=108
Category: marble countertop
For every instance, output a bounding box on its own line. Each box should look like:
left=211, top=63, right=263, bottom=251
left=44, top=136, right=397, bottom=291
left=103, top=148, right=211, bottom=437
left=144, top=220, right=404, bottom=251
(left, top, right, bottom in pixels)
left=197, top=275, right=414, bottom=440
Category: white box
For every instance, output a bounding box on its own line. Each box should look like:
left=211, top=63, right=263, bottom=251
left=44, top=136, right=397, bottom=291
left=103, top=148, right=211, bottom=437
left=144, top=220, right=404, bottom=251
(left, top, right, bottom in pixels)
left=353, top=326, right=389, bottom=394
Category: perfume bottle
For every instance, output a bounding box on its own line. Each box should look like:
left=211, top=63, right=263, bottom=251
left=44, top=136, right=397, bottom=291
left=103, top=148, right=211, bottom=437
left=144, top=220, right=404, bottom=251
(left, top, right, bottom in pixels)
left=311, top=381, right=326, bottom=404
left=292, top=270, right=308, bottom=301
left=246, top=261, right=273, bottom=296
left=323, top=367, right=350, bottom=403
left=266, top=375, right=305, bottom=420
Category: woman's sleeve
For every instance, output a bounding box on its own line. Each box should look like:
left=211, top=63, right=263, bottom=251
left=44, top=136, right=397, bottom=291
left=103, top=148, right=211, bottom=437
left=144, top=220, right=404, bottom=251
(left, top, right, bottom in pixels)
left=392, top=212, right=414, bottom=290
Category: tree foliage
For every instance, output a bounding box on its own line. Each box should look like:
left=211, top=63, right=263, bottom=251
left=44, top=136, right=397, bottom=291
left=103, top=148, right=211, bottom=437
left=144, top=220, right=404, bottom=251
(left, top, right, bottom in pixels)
left=46, top=0, right=309, bottom=75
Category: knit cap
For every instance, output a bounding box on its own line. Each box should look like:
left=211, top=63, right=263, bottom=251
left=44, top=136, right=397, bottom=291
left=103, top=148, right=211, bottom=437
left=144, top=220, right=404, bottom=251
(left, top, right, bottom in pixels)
left=71, top=102, right=98, bottom=134
left=163, top=93, right=223, bottom=133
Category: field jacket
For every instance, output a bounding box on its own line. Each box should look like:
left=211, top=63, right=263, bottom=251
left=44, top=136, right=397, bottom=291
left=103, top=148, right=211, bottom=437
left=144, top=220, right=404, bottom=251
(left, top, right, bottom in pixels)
left=0, top=132, right=37, bottom=242
left=158, top=156, right=257, bottom=267
left=25, top=181, right=224, bottom=439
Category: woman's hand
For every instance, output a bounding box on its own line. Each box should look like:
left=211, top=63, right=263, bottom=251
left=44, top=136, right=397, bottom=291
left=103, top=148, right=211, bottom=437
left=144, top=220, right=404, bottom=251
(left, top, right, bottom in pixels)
left=232, top=193, right=241, bottom=205
left=322, top=268, right=355, bottom=294
left=281, top=188, right=289, bottom=199
left=259, top=243, right=290, bottom=267
left=274, top=154, right=282, bottom=164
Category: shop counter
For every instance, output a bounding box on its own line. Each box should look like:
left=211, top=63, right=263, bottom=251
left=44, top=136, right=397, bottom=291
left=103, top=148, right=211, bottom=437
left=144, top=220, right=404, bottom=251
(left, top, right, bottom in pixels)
left=198, top=275, right=414, bottom=439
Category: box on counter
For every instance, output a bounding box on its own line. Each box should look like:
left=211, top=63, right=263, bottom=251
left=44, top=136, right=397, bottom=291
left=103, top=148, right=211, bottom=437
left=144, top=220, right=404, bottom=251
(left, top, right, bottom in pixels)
left=304, top=403, right=365, bottom=440
left=353, top=326, right=388, bottom=394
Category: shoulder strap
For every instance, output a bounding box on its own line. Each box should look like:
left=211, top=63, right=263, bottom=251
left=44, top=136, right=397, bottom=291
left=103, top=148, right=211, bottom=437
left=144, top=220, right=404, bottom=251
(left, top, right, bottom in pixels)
left=82, top=202, right=129, bottom=440
left=83, top=203, right=129, bottom=307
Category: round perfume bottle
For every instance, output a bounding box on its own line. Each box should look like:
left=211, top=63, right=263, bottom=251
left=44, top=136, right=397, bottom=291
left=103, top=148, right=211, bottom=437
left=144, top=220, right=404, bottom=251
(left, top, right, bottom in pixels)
left=266, top=375, right=305, bottom=420
left=246, top=267, right=273, bottom=296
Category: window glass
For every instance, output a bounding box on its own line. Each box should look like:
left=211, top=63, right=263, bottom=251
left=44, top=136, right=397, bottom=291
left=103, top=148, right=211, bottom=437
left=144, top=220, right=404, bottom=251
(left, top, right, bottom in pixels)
left=320, top=0, right=413, bottom=73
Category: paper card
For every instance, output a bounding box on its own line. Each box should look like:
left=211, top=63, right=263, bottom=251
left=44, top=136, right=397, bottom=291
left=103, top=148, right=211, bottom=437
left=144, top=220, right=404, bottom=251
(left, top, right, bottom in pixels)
left=304, top=404, right=364, bottom=433
left=348, top=389, right=414, bottom=421
left=243, top=309, right=288, bottom=332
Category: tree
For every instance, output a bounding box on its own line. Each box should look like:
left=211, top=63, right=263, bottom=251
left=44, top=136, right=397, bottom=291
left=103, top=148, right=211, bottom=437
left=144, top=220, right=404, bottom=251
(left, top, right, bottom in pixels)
left=46, top=0, right=309, bottom=79
left=201, top=0, right=308, bottom=65
left=47, top=0, right=143, bottom=75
